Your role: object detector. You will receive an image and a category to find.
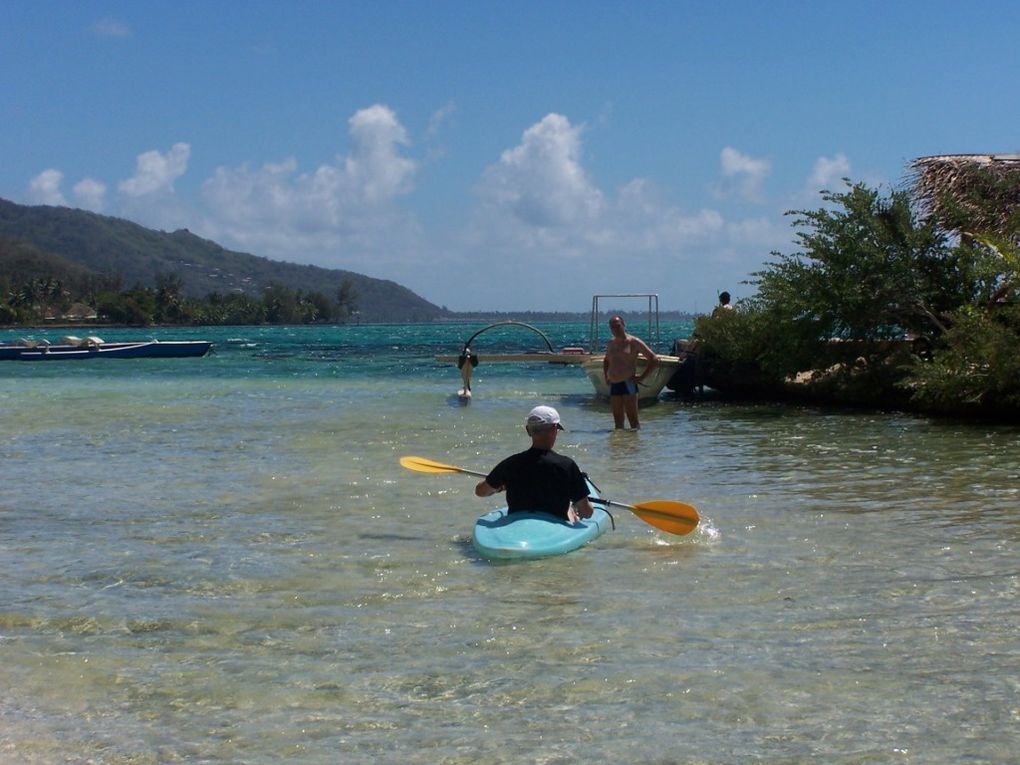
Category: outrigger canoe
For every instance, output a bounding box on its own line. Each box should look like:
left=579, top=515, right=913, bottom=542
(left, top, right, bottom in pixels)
left=1, top=337, right=212, bottom=360
left=472, top=478, right=612, bottom=560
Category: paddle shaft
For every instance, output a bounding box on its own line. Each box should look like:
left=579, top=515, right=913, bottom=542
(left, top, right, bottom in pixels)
left=399, top=455, right=699, bottom=535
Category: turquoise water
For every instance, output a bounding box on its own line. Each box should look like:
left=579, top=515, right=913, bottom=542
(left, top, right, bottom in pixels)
left=1, top=323, right=1018, bottom=763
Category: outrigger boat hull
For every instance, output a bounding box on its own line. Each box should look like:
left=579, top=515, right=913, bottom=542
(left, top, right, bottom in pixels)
left=581, top=354, right=682, bottom=402
left=1, top=340, right=213, bottom=360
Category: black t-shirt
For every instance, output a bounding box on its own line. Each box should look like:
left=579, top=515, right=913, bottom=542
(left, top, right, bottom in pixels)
left=485, top=447, right=589, bottom=519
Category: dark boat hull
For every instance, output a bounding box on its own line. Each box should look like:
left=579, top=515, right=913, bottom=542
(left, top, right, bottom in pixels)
left=0, top=340, right=213, bottom=360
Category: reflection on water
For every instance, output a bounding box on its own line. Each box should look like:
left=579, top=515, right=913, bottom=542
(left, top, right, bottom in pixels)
left=1, top=324, right=1019, bottom=763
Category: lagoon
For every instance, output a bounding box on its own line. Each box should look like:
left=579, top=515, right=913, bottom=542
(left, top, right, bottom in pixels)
left=1, top=323, right=1018, bottom=763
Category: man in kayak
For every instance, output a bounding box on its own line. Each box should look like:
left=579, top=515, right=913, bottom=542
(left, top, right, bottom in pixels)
left=602, top=315, right=658, bottom=429
left=475, top=405, right=595, bottom=523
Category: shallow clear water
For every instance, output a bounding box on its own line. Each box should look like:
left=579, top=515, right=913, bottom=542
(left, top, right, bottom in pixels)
left=1, top=324, right=1018, bottom=763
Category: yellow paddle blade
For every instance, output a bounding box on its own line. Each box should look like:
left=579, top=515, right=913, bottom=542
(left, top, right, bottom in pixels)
left=399, top=456, right=487, bottom=478
left=592, top=497, right=699, bottom=536
left=620, top=499, right=700, bottom=536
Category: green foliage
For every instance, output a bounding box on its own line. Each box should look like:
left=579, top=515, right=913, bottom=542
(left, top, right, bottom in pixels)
left=700, top=180, right=959, bottom=390
left=0, top=270, right=363, bottom=328
left=750, top=181, right=960, bottom=342
left=693, top=307, right=815, bottom=388
left=698, top=179, right=1020, bottom=412
left=905, top=304, right=1020, bottom=412
left=0, top=198, right=446, bottom=322
left=94, top=290, right=152, bottom=325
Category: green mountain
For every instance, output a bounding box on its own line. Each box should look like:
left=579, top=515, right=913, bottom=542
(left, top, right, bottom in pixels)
left=0, top=198, right=449, bottom=322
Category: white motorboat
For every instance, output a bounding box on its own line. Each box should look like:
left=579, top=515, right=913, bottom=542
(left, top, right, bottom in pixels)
left=580, top=293, right=681, bottom=402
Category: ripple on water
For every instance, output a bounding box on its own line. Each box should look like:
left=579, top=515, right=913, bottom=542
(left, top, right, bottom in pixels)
left=2, top=328, right=1020, bottom=762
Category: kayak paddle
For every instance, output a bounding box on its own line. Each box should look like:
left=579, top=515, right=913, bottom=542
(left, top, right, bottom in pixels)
left=588, top=497, right=699, bottom=537
left=400, top=455, right=487, bottom=479
left=399, top=455, right=700, bottom=537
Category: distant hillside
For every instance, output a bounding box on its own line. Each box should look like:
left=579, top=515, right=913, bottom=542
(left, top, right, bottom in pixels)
left=0, top=198, right=449, bottom=322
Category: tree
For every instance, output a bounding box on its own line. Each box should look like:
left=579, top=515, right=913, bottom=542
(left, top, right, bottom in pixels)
left=262, top=283, right=303, bottom=324
left=699, top=181, right=958, bottom=386
left=336, top=278, right=358, bottom=321
left=305, top=291, right=334, bottom=323
left=695, top=174, right=1020, bottom=416
left=154, top=272, right=184, bottom=323
left=752, top=181, right=962, bottom=342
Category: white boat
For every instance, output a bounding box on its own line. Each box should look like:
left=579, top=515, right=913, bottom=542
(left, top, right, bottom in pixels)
left=435, top=301, right=682, bottom=402
left=580, top=293, right=681, bottom=402
left=580, top=354, right=682, bottom=402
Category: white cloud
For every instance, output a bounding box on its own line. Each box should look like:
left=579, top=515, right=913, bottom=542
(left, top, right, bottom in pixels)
left=198, top=105, right=418, bottom=266
left=717, top=147, right=771, bottom=202
left=343, top=105, right=416, bottom=203
left=423, top=102, right=456, bottom=164
left=28, top=169, right=67, bottom=205
left=91, top=18, right=131, bottom=37
left=608, top=179, right=724, bottom=249
left=118, top=143, right=190, bottom=197
left=74, top=178, right=107, bottom=211
left=471, top=122, right=725, bottom=260
left=426, top=102, right=456, bottom=140
left=449, top=116, right=769, bottom=311
left=807, top=153, right=851, bottom=192
left=478, top=113, right=604, bottom=227
left=19, top=105, right=805, bottom=311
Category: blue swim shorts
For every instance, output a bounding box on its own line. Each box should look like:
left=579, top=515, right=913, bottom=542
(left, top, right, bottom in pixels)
left=609, top=379, right=638, bottom=396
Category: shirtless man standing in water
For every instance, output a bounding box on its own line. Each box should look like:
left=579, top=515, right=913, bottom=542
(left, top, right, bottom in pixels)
left=602, top=315, right=659, bottom=429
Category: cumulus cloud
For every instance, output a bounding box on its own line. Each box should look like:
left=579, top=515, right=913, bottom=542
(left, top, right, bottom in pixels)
left=717, top=147, right=771, bottom=202
left=609, top=179, right=724, bottom=248
left=478, top=113, right=604, bottom=227
left=343, top=105, right=416, bottom=203
left=445, top=113, right=766, bottom=311
left=118, top=143, right=190, bottom=197
left=199, top=105, right=418, bottom=263
left=28, top=169, right=67, bottom=205
left=74, top=178, right=107, bottom=211
left=443, top=114, right=814, bottom=311
left=472, top=118, right=725, bottom=257
left=18, top=104, right=801, bottom=311
left=807, top=153, right=851, bottom=191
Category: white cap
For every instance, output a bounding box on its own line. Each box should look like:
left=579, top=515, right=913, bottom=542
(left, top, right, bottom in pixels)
left=526, top=405, right=565, bottom=431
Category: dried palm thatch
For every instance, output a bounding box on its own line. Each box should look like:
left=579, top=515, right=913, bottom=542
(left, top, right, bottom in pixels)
left=910, top=153, right=1020, bottom=238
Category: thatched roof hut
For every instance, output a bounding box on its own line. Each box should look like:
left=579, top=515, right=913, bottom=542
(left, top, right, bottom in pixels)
left=909, top=153, right=1020, bottom=238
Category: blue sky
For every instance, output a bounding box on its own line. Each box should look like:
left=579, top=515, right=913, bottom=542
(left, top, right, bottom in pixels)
left=3, top=1, right=1019, bottom=313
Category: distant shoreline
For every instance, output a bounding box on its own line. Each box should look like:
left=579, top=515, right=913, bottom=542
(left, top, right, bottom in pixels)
left=2, top=311, right=699, bottom=332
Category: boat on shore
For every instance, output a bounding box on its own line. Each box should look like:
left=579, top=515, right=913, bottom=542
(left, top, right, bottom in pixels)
left=580, top=294, right=682, bottom=402
left=435, top=296, right=684, bottom=402
left=0, top=335, right=213, bottom=361
left=580, top=353, right=681, bottom=402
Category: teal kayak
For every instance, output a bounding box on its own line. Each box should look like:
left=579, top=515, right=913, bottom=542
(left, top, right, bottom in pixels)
left=472, top=478, right=612, bottom=560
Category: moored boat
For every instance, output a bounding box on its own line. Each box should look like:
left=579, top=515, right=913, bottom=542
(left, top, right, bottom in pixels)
left=580, top=293, right=681, bottom=402
left=0, top=336, right=213, bottom=360
left=580, top=353, right=682, bottom=402
left=436, top=302, right=683, bottom=402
